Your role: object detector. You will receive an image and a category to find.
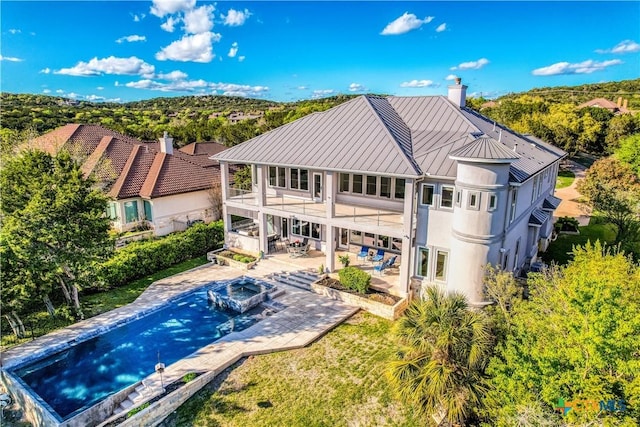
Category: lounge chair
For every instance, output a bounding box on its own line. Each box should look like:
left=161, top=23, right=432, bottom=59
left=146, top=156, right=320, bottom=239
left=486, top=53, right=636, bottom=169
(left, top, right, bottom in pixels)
left=301, top=237, right=309, bottom=246
left=356, top=246, right=369, bottom=262
left=298, top=243, right=311, bottom=257
left=373, top=258, right=391, bottom=275
left=387, top=255, right=398, bottom=268
left=371, top=249, right=385, bottom=263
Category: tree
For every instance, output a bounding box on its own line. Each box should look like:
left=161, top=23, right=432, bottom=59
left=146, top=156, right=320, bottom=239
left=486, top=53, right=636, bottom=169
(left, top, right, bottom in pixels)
left=577, top=157, right=640, bottom=248
left=0, top=149, right=112, bottom=323
left=616, top=133, right=640, bottom=176
left=605, top=113, right=640, bottom=152
left=387, top=286, right=492, bottom=425
left=483, top=242, right=640, bottom=425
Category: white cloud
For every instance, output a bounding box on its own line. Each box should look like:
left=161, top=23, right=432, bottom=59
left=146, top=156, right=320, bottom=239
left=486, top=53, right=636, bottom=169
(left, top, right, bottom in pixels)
left=238, top=55, right=245, bottom=62
left=296, top=85, right=308, bottom=90
left=97, top=86, right=104, bottom=90
left=86, top=94, right=106, bottom=101
left=9, top=29, right=21, bottom=34
left=67, top=92, right=79, bottom=99
left=40, top=67, right=51, bottom=74
left=445, top=74, right=458, bottom=81
left=222, top=8, right=251, bottom=26
left=116, top=34, right=147, bottom=43
left=228, top=41, right=238, bottom=58
left=400, top=79, right=436, bottom=88
left=156, top=32, right=220, bottom=62
left=54, top=56, right=155, bottom=77
left=348, top=83, right=366, bottom=92
left=161, top=16, right=178, bottom=32
left=380, top=12, right=434, bottom=35
left=312, top=89, right=335, bottom=98
left=595, top=40, right=640, bottom=54
left=0, top=55, right=23, bottom=62
left=435, top=23, right=446, bottom=33
left=56, top=89, right=64, bottom=94
left=156, top=70, right=188, bottom=80
left=451, top=58, right=489, bottom=70
left=150, top=0, right=195, bottom=18
left=183, top=4, right=214, bottom=34
left=532, top=59, right=623, bottom=76
left=42, top=89, right=51, bottom=94
left=124, top=78, right=269, bottom=96
left=132, top=13, right=146, bottom=22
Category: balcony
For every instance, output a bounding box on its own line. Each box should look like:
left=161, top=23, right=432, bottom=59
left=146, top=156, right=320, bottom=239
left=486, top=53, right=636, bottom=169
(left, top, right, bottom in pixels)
left=226, top=188, right=412, bottom=233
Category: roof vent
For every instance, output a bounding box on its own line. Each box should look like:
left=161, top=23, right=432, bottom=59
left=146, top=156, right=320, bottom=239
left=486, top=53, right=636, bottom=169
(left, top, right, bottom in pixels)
left=513, top=143, right=517, bottom=153
left=498, top=129, right=502, bottom=143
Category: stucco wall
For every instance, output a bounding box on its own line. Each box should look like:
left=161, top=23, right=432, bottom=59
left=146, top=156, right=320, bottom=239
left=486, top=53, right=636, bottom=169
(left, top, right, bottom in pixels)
left=150, top=190, right=214, bottom=236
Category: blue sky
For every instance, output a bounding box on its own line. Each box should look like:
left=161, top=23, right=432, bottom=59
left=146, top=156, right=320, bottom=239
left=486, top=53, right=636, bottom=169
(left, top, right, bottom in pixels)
left=1, top=1, right=639, bottom=103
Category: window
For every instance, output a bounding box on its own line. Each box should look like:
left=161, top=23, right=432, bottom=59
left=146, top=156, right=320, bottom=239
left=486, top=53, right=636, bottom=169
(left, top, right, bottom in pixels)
left=455, top=190, right=462, bottom=207
left=143, top=200, right=153, bottom=221
left=392, top=237, right=403, bottom=252
left=531, top=176, right=538, bottom=202
left=418, top=247, right=429, bottom=277
left=291, top=219, right=322, bottom=239
left=269, top=166, right=287, bottom=188
left=124, top=201, right=139, bottom=223
left=394, top=178, right=405, bottom=199
left=377, top=235, right=390, bottom=249
left=468, top=192, right=480, bottom=210
left=514, top=239, right=520, bottom=271
left=363, top=232, right=376, bottom=247
left=290, top=169, right=309, bottom=191
left=380, top=177, right=391, bottom=198
left=269, top=166, right=276, bottom=186
left=107, top=202, right=118, bottom=220
left=435, top=250, right=449, bottom=281
left=353, top=174, right=363, bottom=194
left=366, top=176, right=377, bottom=196
left=441, top=186, right=454, bottom=208
left=488, top=194, right=497, bottom=211
left=421, top=184, right=435, bottom=205
left=509, top=189, right=518, bottom=223
left=350, top=230, right=362, bottom=244
left=251, top=165, right=257, bottom=185
left=339, top=173, right=350, bottom=193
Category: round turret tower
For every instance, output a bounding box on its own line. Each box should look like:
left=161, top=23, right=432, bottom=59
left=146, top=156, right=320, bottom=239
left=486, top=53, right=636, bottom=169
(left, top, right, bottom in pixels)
left=447, top=135, right=519, bottom=305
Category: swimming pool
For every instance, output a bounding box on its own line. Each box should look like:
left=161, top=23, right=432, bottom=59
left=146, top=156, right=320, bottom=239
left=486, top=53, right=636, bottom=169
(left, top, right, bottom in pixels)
left=10, top=288, right=257, bottom=421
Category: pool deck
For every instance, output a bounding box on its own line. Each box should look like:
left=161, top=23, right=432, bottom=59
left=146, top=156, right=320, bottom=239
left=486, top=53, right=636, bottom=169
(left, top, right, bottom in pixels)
left=1, top=257, right=359, bottom=426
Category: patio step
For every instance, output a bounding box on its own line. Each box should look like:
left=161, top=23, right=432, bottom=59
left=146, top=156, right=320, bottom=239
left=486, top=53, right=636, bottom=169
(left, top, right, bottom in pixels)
left=269, top=273, right=312, bottom=291
left=290, top=271, right=319, bottom=283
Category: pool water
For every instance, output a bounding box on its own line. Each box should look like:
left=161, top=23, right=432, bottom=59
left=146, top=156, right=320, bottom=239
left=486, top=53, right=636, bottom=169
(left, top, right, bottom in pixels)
left=12, top=289, right=255, bottom=421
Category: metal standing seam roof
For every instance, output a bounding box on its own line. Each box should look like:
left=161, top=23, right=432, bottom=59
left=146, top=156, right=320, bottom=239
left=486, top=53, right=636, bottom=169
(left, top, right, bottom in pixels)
left=528, top=208, right=550, bottom=227
left=543, top=194, right=562, bottom=210
left=212, top=95, right=566, bottom=181
left=450, top=136, right=521, bottom=162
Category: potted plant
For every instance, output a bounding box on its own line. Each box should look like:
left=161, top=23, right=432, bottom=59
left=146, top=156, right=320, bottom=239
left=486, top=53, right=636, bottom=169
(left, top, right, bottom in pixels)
left=338, top=254, right=350, bottom=268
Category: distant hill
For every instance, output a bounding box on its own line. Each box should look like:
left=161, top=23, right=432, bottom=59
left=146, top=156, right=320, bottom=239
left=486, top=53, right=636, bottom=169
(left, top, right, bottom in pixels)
left=489, top=78, right=640, bottom=109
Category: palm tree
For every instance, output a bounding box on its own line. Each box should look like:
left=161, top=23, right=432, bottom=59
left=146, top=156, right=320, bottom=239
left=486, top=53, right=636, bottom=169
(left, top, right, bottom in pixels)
left=387, top=285, right=492, bottom=425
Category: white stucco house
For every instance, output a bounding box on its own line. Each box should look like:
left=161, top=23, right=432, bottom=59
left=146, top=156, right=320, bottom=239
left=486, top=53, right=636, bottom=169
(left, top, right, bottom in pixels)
left=31, top=124, right=227, bottom=236
left=212, top=79, right=566, bottom=304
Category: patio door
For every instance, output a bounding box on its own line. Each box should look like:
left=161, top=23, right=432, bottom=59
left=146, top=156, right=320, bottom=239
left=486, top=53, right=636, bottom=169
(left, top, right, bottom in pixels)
left=338, top=228, right=349, bottom=249
left=313, top=173, right=323, bottom=201
left=281, top=217, right=289, bottom=239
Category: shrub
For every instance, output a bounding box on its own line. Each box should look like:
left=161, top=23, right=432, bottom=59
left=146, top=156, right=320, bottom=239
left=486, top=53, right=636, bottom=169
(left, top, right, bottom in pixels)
left=183, top=372, right=197, bottom=383
left=338, top=254, right=350, bottom=267
left=96, top=221, right=224, bottom=289
left=338, top=266, right=370, bottom=294
left=127, top=402, right=150, bottom=418
left=555, top=216, right=580, bottom=231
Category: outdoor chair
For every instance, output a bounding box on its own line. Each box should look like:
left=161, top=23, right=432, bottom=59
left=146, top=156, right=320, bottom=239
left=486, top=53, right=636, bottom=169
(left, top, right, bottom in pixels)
left=387, top=255, right=398, bottom=268
left=301, top=237, right=309, bottom=246
left=373, top=258, right=391, bottom=275
left=298, top=243, right=311, bottom=257
left=371, top=249, right=385, bottom=263
left=356, top=246, right=369, bottom=262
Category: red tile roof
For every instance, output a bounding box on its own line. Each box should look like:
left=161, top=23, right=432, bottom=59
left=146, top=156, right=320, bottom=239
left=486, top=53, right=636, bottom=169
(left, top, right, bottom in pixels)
left=30, top=124, right=225, bottom=200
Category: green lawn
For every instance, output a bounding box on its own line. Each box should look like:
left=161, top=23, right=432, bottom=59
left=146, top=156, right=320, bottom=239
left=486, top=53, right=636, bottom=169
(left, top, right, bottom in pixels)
left=168, top=312, right=424, bottom=427
left=540, top=219, right=617, bottom=265
left=0, top=256, right=209, bottom=350
left=555, top=169, right=575, bottom=189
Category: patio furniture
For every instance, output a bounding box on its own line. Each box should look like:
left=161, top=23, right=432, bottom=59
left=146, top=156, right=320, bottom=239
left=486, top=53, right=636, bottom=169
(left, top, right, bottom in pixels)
left=298, top=243, right=311, bottom=257
left=356, top=246, right=369, bottom=262
left=373, top=258, right=392, bottom=275
left=387, top=255, right=398, bottom=268
left=268, top=234, right=279, bottom=252
left=301, top=237, right=309, bottom=246
left=371, top=249, right=385, bottom=263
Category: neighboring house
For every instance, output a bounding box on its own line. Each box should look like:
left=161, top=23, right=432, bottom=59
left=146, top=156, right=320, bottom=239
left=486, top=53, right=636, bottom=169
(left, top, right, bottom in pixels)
left=578, top=97, right=630, bottom=114
left=30, top=124, right=226, bottom=236
left=212, top=79, right=566, bottom=305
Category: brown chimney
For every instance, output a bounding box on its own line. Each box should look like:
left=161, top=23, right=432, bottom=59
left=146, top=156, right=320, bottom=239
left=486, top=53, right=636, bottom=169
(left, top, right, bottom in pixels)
left=617, top=97, right=623, bottom=107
